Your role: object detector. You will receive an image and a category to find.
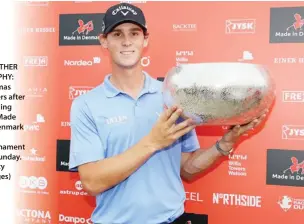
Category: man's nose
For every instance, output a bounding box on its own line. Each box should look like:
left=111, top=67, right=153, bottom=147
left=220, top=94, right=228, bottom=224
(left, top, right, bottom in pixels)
left=122, top=36, right=132, bottom=46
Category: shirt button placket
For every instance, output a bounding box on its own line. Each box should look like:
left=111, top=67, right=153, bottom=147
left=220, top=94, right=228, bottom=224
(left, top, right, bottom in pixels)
left=134, top=101, right=138, bottom=117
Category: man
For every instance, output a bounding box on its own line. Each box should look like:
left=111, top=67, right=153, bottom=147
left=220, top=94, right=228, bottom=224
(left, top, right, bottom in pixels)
left=69, top=2, right=267, bottom=224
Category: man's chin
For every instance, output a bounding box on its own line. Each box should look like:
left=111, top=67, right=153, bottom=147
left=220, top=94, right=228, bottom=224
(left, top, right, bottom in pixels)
left=115, top=61, right=140, bottom=69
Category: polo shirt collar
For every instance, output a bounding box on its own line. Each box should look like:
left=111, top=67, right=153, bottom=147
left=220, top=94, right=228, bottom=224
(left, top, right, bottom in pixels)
left=103, top=71, right=158, bottom=98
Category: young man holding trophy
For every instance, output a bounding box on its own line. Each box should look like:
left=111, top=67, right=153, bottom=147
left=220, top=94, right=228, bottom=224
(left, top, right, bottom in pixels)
left=69, top=2, right=270, bottom=224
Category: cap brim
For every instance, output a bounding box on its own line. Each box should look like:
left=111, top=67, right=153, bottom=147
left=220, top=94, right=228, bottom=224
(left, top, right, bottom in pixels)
left=104, top=19, right=147, bottom=34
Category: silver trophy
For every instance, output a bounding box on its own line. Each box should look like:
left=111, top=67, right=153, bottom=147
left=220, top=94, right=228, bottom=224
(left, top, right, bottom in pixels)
left=162, top=62, right=276, bottom=125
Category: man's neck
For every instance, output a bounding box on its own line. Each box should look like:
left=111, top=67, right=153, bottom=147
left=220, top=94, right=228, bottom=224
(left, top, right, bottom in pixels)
left=110, top=63, right=145, bottom=99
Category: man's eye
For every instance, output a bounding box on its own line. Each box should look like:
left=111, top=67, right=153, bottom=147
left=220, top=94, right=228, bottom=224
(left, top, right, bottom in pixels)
left=132, top=32, right=139, bottom=36
left=113, top=33, right=121, bottom=37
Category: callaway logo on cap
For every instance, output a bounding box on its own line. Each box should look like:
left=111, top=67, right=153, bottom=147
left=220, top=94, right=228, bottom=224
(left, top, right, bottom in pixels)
left=101, top=3, right=147, bottom=34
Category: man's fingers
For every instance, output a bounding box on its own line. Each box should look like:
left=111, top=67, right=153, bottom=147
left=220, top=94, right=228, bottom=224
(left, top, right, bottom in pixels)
left=173, top=124, right=196, bottom=139
left=159, top=105, right=177, bottom=121
left=252, top=115, right=266, bottom=128
left=170, top=118, right=193, bottom=133
left=230, top=125, right=241, bottom=136
left=166, top=106, right=178, bottom=119
left=236, top=117, right=262, bottom=133
left=166, top=108, right=183, bottom=126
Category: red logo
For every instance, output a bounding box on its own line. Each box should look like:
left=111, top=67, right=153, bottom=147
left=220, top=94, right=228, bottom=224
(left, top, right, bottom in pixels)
left=287, top=13, right=304, bottom=31
left=73, top=19, right=94, bottom=35
left=283, top=157, right=304, bottom=174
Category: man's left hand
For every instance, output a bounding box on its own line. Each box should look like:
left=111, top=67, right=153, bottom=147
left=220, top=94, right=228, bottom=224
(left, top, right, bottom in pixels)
left=219, top=109, right=269, bottom=151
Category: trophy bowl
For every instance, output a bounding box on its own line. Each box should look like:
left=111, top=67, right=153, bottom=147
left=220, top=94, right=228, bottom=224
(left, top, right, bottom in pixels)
left=162, top=62, right=276, bottom=126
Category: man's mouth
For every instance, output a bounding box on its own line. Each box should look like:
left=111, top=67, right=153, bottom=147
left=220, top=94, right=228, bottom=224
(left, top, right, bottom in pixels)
left=120, top=51, right=134, bottom=55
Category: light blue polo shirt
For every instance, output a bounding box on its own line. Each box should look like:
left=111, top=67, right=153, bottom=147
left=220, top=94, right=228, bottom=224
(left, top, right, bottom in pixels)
left=69, top=72, right=200, bottom=224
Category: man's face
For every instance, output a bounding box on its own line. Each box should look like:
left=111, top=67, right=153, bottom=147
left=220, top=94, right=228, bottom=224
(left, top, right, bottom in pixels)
left=100, top=23, right=148, bottom=69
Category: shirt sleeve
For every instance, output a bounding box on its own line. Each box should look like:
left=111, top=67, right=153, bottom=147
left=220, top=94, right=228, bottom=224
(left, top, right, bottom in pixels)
left=69, top=98, right=105, bottom=172
left=181, top=128, right=200, bottom=153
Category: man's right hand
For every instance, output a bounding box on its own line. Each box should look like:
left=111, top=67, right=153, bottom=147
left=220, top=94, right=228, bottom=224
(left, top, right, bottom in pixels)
left=146, top=106, right=196, bottom=152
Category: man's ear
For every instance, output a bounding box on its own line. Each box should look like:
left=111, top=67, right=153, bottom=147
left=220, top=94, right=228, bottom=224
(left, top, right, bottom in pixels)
left=99, top=34, right=108, bottom=49
left=143, top=33, right=149, bottom=48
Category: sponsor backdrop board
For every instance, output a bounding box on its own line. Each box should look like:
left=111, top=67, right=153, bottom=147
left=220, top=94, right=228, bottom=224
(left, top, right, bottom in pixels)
left=15, top=1, right=304, bottom=224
